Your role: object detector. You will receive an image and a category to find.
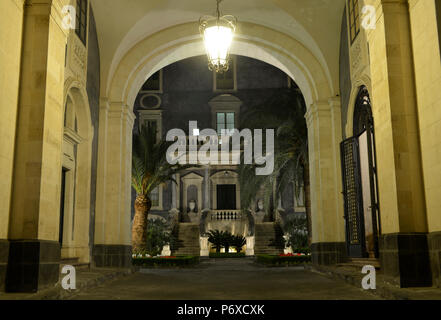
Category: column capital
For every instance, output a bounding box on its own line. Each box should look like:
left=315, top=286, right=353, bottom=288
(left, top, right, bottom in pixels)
left=305, top=98, right=338, bottom=124
left=24, top=0, right=70, bottom=37
left=123, top=107, right=136, bottom=127
left=99, top=97, right=109, bottom=111
left=107, top=101, right=127, bottom=119
left=328, top=97, right=341, bottom=109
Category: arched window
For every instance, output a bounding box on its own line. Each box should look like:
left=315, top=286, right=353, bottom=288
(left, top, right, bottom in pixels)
left=353, top=86, right=373, bottom=137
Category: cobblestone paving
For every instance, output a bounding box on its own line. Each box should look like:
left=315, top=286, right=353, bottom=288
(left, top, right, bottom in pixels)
left=71, top=258, right=381, bottom=300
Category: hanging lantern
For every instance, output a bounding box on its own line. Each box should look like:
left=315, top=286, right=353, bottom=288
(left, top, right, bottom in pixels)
left=199, top=0, right=237, bottom=73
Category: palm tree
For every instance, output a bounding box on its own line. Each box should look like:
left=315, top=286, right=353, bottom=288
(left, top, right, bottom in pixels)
left=131, top=123, right=192, bottom=253
left=221, top=232, right=234, bottom=254
left=238, top=87, right=311, bottom=243
left=207, top=230, right=226, bottom=253
left=232, top=235, right=247, bottom=253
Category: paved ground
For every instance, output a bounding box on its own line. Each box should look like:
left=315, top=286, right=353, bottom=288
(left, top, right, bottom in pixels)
left=70, top=258, right=380, bottom=300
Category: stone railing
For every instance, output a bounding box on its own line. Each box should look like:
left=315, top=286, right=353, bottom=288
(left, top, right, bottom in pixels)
left=211, top=210, right=242, bottom=221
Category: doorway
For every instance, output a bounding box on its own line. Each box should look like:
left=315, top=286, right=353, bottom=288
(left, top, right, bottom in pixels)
left=59, top=168, right=68, bottom=245
left=341, top=86, right=381, bottom=258
left=216, top=185, right=237, bottom=210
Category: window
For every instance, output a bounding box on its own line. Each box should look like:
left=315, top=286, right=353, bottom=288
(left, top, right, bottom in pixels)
left=142, top=70, right=162, bottom=92
left=214, top=58, right=236, bottom=91
left=216, top=112, right=235, bottom=135
left=150, top=187, right=160, bottom=208
left=138, top=110, right=162, bottom=143
left=145, top=120, right=158, bottom=138
left=348, top=0, right=360, bottom=44
left=75, top=0, right=88, bottom=45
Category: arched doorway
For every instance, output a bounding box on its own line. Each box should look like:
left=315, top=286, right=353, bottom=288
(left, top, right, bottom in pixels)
left=60, top=86, right=94, bottom=264
left=341, top=86, right=381, bottom=259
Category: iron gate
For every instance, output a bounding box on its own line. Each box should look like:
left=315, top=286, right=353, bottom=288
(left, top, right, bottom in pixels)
left=340, top=137, right=367, bottom=258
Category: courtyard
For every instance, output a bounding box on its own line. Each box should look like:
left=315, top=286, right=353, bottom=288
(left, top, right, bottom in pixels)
left=1, top=0, right=441, bottom=301
left=70, top=259, right=379, bottom=300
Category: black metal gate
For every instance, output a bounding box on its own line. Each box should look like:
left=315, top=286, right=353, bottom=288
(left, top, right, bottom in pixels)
left=340, top=137, right=367, bottom=258
left=341, top=86, right=381, bottom=259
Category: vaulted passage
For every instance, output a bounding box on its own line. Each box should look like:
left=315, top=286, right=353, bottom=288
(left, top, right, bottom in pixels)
left=1, top=0, right=441, bottom=298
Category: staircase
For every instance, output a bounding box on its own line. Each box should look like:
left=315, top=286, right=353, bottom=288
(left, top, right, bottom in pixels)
left=254, top=223, right=284, bottom=255
left=172, top=223, right=200, bottom=256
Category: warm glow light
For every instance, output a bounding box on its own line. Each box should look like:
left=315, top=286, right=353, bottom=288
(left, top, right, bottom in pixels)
left=199, top=0, right=237, bottom=73
left=203, top=25, right=233, bottom=71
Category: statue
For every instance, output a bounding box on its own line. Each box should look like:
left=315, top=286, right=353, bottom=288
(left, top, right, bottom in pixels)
left=254, top=199, right=266, bottom=223
left=187, top=199, right=199, bottom=223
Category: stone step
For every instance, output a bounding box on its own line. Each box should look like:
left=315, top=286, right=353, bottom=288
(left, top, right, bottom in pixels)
left=338, top=258, right=381, bottom=269
left=172, top=223, right=200, bottom=256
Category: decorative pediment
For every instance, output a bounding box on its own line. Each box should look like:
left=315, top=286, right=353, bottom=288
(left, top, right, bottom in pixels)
left=181, top=172, right=204, bottom=182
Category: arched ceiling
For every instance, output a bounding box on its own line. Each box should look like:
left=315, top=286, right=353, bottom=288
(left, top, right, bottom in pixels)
left=90, top=0, right=345, bottom=102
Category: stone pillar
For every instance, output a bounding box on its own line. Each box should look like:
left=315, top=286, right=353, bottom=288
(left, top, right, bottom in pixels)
left=0, top=0, right=25, bottom=292
left=306, top=98, right=346, bottom=265
left=200, top=237, right=209, bottom=257
left=93, top=101, right=134, bottom=268
left=366, top=0, right=431, bottom=287
left=408, top=0, right=441, bottom=288
left=204, top=167, right=211, bottom=210
left=6, top=0, right=68, bottom=293
left=171, top=174, right=177, bottom=210
left=246, top=237, right=255, bottom=256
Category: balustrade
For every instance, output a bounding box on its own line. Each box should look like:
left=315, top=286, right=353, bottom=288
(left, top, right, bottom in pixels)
left=211, top=210, right=242, bottom=221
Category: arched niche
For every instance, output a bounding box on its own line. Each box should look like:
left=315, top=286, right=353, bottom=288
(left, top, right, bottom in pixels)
left=60, top=81, right=94, bottom=263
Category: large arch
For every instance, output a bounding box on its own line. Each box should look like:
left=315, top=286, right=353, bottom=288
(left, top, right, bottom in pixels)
left=106, top=22, right=335, bottom=109
left=94, top=20, right=346, bottom=268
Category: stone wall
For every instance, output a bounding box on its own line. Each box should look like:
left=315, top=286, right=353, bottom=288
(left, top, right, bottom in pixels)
left=339, top=7, right=352, bottom=139
left=409, top=0, right=441, bottom=287
left=86, top=5, right=100, bottom=263
left=0, top=0, right=24, bottom=292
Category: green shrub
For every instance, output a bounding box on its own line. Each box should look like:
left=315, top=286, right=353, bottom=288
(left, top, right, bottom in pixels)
left=283, top=216, right=309, bottom=253
left=256, top=254, right=311, bottom=266
left=207, top=230, right=226, bottom=253
left=207, top=230, right=246, bottom=253
left=133, top=256, right=200, bottom=268
left=231, top=235, right=246, bottom=253
left=144, top=219, right=175, bottom=257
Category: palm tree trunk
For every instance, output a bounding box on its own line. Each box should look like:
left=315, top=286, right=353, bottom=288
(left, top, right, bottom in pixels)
left=132, top=194, right=152, bottom=253
left=303, top=163, right=312, bottom=246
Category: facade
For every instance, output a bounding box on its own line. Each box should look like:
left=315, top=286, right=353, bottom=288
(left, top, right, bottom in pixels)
left=131, top=55, right=306, bottom=255
left=0, top=0, right=441, bottom=293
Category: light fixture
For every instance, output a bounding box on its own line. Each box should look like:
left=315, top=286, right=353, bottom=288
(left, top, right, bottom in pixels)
left=199, top=0, right=237, bottom=73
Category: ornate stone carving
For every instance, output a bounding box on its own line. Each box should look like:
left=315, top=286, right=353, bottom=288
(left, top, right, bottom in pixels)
left=65, top=32, right=88, bottom=86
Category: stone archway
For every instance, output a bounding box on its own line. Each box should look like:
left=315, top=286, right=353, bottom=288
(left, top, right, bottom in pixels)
left=93, top=21, right=346, bottom=267
left=61, top=82, right=94, bottom=263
